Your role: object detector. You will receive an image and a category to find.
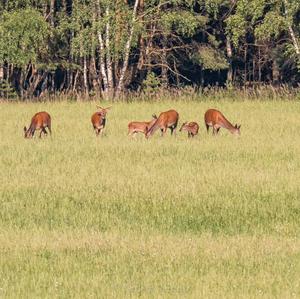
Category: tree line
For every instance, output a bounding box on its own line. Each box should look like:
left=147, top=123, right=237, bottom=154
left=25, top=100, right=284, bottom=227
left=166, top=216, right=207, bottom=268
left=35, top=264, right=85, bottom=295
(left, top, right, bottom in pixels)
left=0, top=0, right=299, bottom=99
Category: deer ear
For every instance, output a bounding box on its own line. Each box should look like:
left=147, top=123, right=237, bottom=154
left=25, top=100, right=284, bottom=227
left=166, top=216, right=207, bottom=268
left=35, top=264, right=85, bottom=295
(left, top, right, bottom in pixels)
left=238, top=125, right=241, bottom=129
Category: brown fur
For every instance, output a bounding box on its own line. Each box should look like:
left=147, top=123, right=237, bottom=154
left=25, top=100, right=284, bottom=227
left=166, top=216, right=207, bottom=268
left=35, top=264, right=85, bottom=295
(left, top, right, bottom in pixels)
left=24, top=111, right=51, bottom=138
left=146, top=109, right=179, bottom=138
left=91, top=106, right=111, bottom=136
left=128, top=114, right=157, bottom=137
left=204, top=109, right=240, bottom=135
left=179, top=121, right=199, bottom=138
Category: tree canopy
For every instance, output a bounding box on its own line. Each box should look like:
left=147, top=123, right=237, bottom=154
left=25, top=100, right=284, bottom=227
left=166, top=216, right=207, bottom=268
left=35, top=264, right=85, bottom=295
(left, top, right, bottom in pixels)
left=0, top=0, right=299, bottom=99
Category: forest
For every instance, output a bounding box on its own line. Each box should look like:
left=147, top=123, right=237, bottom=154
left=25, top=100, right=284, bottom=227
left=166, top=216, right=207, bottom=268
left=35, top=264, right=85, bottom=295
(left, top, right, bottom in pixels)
left=0, top=0, right=299, bottom=99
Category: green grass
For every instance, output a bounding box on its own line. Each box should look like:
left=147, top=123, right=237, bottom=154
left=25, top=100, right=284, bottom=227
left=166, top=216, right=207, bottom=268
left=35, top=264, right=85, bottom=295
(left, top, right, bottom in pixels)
left=0, top=99, right=300, bottom=298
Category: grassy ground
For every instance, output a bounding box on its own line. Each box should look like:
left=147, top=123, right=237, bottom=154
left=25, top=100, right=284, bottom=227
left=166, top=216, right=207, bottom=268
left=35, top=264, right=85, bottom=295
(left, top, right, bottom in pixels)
left=0, top=99, right=300, bottom=298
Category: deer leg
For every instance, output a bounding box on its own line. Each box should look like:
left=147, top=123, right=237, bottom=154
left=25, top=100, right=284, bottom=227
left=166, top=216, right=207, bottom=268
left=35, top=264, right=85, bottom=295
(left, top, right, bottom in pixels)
left=93, top=126, right=97, bottom=136
left=39, top=129, right=44, bottom=138
left=42, top=127, right=48, bottom=137
left=206, top=123, right=209, bottom=133
left=161, top=127, right=167, bottom=137
left=100, top=128, right=104, bottom=136
left=47, top=124, right=52, bottom=136
left=131, top=131, right=139, bottom=138
left=128, top=128, right=134, bottom=136
left=212, top=126, right=216, bottom=135
left=160, top=128, right=164, bottom=137
left=216, top=128, right=221, bottom=134
left=172, top=125, right=177, bottom=137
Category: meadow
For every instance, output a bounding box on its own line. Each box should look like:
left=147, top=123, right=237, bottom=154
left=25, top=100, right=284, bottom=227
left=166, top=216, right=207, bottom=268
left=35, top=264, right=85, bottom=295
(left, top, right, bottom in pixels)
left=0, top=98, right=300, bottom=298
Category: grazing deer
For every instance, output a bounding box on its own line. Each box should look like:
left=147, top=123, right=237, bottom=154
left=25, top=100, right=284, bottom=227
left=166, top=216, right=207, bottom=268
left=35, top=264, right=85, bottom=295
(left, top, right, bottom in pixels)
left=128, top=114, right=157, bottom=137
left=24, top=111, right=51, bottom=138
left=91, top=106, right=111, bottom=136
left=204, top=109, right=241, bottom=135
left=179, top=121, right=199, bottom=138
left=145, top=109, right=179, bottom=138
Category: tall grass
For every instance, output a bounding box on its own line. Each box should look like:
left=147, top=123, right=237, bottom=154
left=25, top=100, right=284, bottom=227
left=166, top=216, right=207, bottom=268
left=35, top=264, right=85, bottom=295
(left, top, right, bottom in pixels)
left=0, top=99, right=300, bottom=297
left=3, top=84, right=299, bottom=103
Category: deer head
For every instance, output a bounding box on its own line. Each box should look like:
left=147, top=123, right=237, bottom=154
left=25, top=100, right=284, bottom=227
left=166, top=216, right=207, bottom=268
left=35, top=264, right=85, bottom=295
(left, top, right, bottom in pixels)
left=233, top=124, right=241, bottom=135
left=24, top=126, right=32, bottom=138
left=179, top=122, right=188, bottom=132
left=96, top=106, right=111, bottom=119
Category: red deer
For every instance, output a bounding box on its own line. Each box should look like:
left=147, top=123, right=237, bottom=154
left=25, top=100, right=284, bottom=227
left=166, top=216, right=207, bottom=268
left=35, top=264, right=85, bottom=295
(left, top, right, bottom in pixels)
left=91, top=106, right=111, bottom=136
left=128, top=114, right=157, bottom=137
left=145, top=109, right=179, bottom=138
left=24, top=111, right=51, bottom=138
left=179, top=121, right=199, bottom=138
left=204, top=109, right=241, bottom=135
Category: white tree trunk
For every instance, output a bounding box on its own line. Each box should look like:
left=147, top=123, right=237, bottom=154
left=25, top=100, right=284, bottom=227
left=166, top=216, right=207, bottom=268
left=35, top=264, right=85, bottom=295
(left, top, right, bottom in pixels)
left=83, top=55, right=89, bottom=97
left=116, top=0, right=139, bottom=95
left=96, top=0, right=108, bottom=93
left=105, top=6, right=114, bottom=94
left=288, top=25, right=300, bottom=55
left=0, top=65, right=3, bottom=81
left=226, top=36, right=233, bottom=82
left=283, top=0, right=300, bottom=55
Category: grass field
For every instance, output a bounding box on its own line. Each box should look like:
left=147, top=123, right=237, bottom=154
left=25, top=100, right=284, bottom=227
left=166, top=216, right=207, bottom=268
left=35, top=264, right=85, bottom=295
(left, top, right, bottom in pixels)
left=0, top=99, right=300, bottom=298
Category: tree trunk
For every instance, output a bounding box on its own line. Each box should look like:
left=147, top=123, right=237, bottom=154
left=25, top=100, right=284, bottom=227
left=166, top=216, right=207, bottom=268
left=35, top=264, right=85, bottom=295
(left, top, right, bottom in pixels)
left=73, top=70, right=79, bottom=92
left=0, top=65, right=3, bottom=81
left=90, top=55, right=100, bottom=94
left=105, top=6, right=114, bottom=97
left=131, top=0, right=145, bottom=87
left=288, top=25, right=300, bottom=55
left=96, top=0, right=109, bottom=96
left=226, top=36, right=233, bottom=83
left=116, top=0, right=139, bottom=96
left=244, top=45, right=247, bottom=83
left=50, top=0, right=55, bottom=26
left=83, top=55, right=89, bottom=97
left=258, top=47, right=262, bottom=82
left=283, top=0, right=300, bottom=55
left=25, top=67, right=47, bottom=99
left=272, top=60, right=280, bottom=85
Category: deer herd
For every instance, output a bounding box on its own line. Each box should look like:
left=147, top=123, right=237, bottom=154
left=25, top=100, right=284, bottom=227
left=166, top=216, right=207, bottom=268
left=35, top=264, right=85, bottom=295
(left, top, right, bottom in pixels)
left=23, top=106, right=241, bottom=139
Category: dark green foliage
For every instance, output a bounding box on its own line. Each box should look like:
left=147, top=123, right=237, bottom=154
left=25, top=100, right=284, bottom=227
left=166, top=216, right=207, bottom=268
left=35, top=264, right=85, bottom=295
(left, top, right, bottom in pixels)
left=0, top=8, right=48, bottom=67
left=0, top=0, right=299, bottom=99
left=192, top=46, right=229, bottom=70
left=0, top=79, right=17, bottom=99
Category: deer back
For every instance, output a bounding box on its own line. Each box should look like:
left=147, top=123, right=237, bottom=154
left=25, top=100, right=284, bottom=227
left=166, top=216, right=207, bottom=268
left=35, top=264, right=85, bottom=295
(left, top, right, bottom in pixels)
left=146, top=110, right=179, bottom=137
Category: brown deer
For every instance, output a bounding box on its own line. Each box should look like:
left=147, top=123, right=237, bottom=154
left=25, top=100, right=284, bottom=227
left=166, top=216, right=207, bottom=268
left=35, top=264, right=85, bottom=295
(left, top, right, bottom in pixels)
left=128, top=114, right=157, bottom=137
left=91, top=106, right=111, bottom=136
left=179, top=121, right=199, bottom=138
left=24, top=111, right=51, bottom=138
left=204, top=109, right=241, bottom=135
left=145, top=109, right=179, bottom=138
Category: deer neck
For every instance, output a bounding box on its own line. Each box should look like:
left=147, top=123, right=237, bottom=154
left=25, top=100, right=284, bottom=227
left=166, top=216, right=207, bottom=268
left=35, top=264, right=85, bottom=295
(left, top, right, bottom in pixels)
left=220, top=117, right=236, bottom=133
